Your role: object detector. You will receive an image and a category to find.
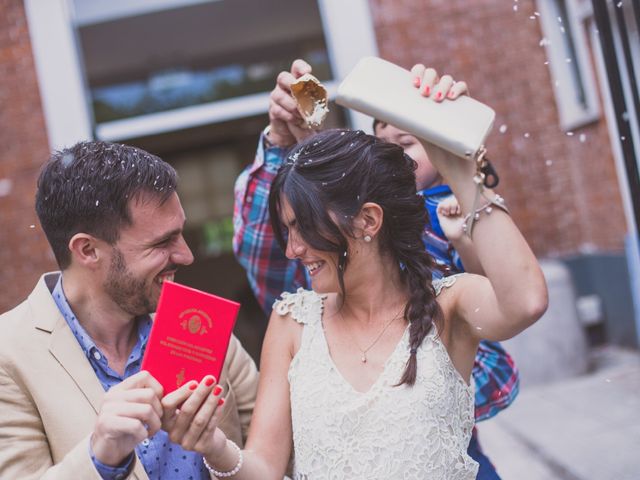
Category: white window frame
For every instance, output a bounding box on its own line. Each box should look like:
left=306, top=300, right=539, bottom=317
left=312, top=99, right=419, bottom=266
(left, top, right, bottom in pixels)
left=537, top=0, right=600, bottom=131
left=24, top=0, right=378, bottom=146
left=24, top=0, right=93, bottom=150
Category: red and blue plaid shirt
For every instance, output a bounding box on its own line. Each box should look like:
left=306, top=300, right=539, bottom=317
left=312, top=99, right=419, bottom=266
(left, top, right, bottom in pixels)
left=233, top=133, right=519, bottom=422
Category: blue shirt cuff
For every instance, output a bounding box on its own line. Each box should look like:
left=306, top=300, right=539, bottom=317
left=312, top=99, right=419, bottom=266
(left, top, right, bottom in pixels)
left=90, top=444, right=135, bottom=480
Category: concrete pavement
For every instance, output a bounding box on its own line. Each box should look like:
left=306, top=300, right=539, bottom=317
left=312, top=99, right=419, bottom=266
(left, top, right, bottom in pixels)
left=478, top=346, right=640, bottom=480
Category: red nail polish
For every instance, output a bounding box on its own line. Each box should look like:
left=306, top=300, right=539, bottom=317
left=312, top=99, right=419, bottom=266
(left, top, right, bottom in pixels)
left=413, top=77, right=421, bottom=87
left=213, top=386, right=222, bottom=396
left=188, top=382, right=197, bottom=391
left=435, top=92, right=442, bottom=100
left=423, top=85, right=430, bottom=96
left=205, top=377, right=215, bottom=387
left=448, top=91, right=455, bottom=99
left=218, top=398, right=225, bottom=406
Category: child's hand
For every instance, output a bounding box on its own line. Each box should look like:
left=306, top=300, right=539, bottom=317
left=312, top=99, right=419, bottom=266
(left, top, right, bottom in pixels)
left=436, top=195, right=465, bottom=241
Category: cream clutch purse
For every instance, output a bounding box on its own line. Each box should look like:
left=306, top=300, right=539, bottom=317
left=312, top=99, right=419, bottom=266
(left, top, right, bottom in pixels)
left=335, top=57, right=495, bottom=160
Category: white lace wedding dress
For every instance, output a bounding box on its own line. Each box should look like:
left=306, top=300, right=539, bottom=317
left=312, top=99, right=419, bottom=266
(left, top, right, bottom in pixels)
left=273, top=277, right=479, bottom=480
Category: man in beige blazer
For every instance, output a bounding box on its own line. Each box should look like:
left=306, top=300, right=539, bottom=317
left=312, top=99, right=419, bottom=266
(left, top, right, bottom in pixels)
left=0, top=141, right=259, bottom=479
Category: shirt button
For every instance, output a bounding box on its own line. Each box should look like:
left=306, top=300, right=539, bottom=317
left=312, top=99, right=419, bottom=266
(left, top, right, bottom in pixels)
left=141, top=438, right=150, bottom=447
left=93, top=351, right=101, bottom=360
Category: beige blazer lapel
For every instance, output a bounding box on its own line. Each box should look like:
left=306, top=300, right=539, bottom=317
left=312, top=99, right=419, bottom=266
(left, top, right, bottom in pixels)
left=30, top=273, right=105, bottom=413
left=29, top=274, right=150, bottom=480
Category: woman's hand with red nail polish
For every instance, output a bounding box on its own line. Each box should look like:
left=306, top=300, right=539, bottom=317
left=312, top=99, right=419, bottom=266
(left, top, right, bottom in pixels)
left=412, top=65, right=439, bottom=98
left=160, top=376, right=226, bottom=457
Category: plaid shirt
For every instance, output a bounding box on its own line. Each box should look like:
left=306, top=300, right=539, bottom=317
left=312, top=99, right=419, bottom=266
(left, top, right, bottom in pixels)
left=233, top=133, right=519, bottom=421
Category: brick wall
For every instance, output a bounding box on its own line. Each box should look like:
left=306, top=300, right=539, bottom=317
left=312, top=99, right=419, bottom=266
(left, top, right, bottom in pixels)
left=0, top=0, right=55, bottom=312
left=369, top=0, right=627, bottom=257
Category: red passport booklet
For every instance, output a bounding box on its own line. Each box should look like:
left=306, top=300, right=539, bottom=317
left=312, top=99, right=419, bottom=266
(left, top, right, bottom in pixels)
left=141, top=281, right=240, bottom=394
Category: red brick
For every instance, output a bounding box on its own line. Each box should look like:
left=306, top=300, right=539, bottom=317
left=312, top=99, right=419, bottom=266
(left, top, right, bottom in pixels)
left=370, top=0, right=627, bottom=257
left=0, top=0, right=54, bottom=312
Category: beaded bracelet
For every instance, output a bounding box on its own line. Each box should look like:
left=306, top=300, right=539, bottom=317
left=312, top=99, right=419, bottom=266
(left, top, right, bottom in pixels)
left=461, top=192, right=510, bottom=237
left=203, top=440, right=243, bottom=478
left=460, top=147, right=509, bottom=238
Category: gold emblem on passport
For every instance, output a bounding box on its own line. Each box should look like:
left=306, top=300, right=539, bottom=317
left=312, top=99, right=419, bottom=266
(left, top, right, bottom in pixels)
left=179, top=308, right=213, bottom=336
left=176, top=367, right=186, bottom=387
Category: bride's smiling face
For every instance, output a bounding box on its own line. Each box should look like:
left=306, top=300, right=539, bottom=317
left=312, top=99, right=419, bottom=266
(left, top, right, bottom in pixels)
left=280, top=196, right=342, bottom=294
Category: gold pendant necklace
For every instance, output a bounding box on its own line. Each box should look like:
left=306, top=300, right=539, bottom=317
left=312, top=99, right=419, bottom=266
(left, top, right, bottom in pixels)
left=342, top=305, right=406, bottom=363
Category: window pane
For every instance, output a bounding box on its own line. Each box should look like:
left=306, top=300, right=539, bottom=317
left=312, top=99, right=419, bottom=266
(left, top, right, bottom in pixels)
left=73, top=0, right=332, bottom=123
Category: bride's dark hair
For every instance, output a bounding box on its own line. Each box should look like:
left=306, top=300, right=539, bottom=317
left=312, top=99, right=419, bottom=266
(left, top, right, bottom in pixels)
left=269, top=129, right=444, bottom=386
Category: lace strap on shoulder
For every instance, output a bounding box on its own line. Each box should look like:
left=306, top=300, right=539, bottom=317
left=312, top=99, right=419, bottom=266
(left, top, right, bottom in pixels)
left=433, top=273, right=465, bottom=296
left=272, top=288, right=325, bottom=325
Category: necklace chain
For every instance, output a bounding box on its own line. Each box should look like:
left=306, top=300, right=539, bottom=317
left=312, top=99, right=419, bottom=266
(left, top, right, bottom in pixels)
left=341, top=305, right=406, bottom=363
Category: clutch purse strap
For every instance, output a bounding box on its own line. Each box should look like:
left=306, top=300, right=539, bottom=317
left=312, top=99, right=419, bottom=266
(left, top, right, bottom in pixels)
left=472, top=146, right=500, bottom=189
left=463, top=146, right=509, bottom=238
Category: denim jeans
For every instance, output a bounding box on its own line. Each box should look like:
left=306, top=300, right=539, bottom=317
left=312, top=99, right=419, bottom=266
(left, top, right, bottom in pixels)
left=467, top=432, right=502, bottom=480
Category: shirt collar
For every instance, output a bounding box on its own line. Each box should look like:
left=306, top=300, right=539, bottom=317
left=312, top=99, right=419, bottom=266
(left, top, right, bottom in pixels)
left=51, top=276, right=151, bottom=359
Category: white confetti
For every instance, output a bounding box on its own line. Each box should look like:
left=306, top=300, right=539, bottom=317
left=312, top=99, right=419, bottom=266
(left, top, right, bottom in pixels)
left=29, top=224, right=35, bottom=229
left=95, top=200, right=100, bottom=206
left=513, top=5, right=518, bottom=11
left=566, top=58, right=572, bottom=63
left=474, top=307, right=480, bottom=313
left=61, top=153, right=74, bottom=167
left=499, top=124, right=508, bottom=134
left=524, top=132, right=530, bottom=138
left=579, top=133, right=587, bottom=143
left=539, top=38, right=550, bottom=47
left=546, top=159, right=553, bottom=166
left=566, top=131, right=574, bottom=136
left=0, top=178, right=12, bottom=197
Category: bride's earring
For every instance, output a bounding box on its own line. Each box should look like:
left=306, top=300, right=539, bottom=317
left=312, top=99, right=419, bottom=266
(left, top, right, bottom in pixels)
left=364, top=234, right=372, bottom=243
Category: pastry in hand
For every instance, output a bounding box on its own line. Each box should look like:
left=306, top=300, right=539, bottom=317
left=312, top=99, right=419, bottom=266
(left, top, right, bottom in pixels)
left=290, top=73, right=329, bottom=128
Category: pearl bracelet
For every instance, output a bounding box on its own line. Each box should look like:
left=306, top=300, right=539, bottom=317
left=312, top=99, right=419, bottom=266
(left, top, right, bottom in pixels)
left=203, top=440, right=243, bottom=478
left=462, top=193, right=509, bottom=237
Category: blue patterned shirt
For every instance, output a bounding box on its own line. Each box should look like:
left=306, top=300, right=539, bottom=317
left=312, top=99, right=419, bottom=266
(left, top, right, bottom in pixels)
left=420, top=184, right=464, bottom=276
left=52, top=276, right=210, bottom=480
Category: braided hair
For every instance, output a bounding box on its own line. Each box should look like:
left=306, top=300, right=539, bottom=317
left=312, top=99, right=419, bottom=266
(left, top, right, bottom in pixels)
left=269, top=129, right=444, bottom=386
